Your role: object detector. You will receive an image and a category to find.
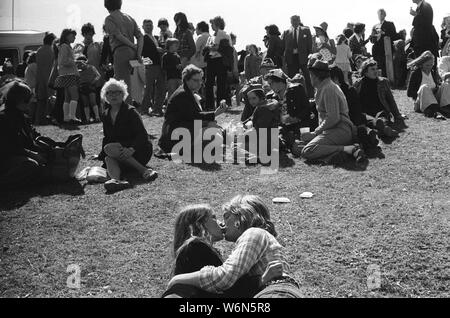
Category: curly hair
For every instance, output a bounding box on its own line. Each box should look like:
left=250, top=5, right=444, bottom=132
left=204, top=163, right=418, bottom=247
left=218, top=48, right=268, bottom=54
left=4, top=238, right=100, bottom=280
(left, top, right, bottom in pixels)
left=81, top=23, right=96, bottom=37
left=100, top=78, right=129, bottom=102
left=210, top=16, right=226, bottom=30
left=59, top=28, right=77, bottom=45
left=182, top=64, right=204, bottom=83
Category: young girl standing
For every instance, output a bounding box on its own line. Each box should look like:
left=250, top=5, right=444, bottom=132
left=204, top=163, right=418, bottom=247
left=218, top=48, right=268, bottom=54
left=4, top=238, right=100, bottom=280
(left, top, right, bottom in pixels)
left=244, top=45, right=262, bottom=81
left=335, top=34, right=353, bottom=85
left=54, top=29, right=81, bottom=124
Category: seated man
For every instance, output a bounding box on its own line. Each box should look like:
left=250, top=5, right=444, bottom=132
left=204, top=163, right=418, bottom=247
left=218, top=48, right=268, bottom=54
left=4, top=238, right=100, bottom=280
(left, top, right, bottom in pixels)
left=264, top=69, right=312, bottom=153
left=354, top=59, right=405, bottom=138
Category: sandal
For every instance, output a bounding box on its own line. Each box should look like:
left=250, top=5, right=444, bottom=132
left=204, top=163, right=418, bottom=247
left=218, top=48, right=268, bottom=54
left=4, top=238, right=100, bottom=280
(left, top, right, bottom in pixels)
left=143, top=169, right=158, bottom=182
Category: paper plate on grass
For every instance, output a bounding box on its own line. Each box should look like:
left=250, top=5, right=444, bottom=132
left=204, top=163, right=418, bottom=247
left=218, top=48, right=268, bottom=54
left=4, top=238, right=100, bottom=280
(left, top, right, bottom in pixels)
left=300, top=192, right=314, bottom=199
left=272, top=197, right=291, bottom=204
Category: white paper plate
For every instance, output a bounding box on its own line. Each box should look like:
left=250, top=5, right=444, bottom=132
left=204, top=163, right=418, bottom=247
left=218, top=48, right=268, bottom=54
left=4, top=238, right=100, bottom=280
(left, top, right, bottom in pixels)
left=272, top=197, right=291, bottom=204
left=300, top=192, right=314, bottom=199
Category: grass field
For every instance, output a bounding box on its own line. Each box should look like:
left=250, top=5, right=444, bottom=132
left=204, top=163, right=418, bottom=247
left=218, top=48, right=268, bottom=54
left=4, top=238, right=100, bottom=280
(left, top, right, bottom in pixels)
left=0, top=90, right=449, bottom=298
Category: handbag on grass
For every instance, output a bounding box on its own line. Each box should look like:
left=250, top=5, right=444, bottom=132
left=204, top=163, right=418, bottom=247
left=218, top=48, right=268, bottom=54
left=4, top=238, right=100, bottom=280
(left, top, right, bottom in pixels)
left=35, top=134, right=86, bottom=181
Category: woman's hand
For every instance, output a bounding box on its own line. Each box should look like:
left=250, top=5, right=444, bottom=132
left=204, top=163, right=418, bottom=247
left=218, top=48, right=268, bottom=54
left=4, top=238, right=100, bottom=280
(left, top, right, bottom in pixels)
left=214, top=101, right=228, bottom=117
left=261, top=261, right=284, bottom=286
left=301, top=132, right=316, bottom=143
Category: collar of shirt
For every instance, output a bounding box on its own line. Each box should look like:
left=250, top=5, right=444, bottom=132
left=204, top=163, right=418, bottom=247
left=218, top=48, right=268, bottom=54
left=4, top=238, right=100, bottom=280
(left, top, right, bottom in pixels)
left=355, top=34, right=362, bottom=42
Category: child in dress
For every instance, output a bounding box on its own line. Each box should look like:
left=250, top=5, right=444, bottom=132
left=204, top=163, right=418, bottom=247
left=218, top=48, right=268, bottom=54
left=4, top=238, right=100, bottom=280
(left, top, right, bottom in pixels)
left=335, top=34, right=352, bottom=85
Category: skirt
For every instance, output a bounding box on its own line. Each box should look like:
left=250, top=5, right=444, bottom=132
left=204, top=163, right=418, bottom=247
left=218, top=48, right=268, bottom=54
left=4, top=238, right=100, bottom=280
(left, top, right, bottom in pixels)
left=54, top=74, right=80, bottom=88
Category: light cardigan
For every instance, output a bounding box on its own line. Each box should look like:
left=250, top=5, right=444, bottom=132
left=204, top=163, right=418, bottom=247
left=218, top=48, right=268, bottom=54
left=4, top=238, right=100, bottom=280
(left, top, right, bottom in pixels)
left=438, top=56, right=450, bottom=81
left=314, top=78, right=354, bottom=136
left=57, top=44, right=79, bottom=76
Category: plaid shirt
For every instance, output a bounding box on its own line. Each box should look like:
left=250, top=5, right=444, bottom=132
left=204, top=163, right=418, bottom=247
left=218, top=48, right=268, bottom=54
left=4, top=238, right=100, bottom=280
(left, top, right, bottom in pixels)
left=199, top=228, right=288, bottom=294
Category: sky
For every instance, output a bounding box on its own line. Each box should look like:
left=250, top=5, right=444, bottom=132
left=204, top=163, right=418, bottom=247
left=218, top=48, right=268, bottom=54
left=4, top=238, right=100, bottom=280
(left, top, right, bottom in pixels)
left=0, top=0, right=448, bottom=50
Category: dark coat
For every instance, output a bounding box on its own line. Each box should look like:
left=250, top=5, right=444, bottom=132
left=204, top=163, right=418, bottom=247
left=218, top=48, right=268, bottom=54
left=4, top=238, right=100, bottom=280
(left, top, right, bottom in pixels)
left=340, top=83, right=365, bottom=127
left=354, top=77, right=402, bottom=118
left=0, top=107, right=41, bottom=163
left=158, top=83, right=216, bottom=153
left=407, top=68, right=440, bottom=100
left=349, top=34, right=368, bottom=57
left=371, top=21, right=398, bottom=58
left=282, top=26, right=312, bottom=65
left=99, top=102, right=153, bottom=165
left=266, top=35, right=284, bottom=68
left=411, top=0, right=439, bottom=55
left=267, top=82, right=311, bottom=124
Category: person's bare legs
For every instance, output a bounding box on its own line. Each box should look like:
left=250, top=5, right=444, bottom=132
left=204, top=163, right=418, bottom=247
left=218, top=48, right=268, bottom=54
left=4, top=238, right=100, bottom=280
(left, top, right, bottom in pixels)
left=105, top=156, right=122, bottom=180
left=104, top=143, right=148, bottom=176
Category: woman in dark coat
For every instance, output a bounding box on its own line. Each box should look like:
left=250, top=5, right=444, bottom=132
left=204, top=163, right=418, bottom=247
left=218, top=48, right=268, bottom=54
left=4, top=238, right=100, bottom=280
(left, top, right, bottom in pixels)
left=99, top=78, right=157, bottom=193
left=264, top=25, right=284, bottom=68
left=0, top=80, right=47, bottom=191
left=157, top=65, right=228, bottom=156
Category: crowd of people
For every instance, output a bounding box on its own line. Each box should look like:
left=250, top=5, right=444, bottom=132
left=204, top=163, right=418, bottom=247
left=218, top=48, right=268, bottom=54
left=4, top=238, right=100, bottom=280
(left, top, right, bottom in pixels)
left=1, top=0, right=450, bottom=298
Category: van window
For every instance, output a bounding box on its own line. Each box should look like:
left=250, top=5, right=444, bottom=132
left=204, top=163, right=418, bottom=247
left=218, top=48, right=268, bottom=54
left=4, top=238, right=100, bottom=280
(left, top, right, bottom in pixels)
left=0, top=49, right=19, bottom=68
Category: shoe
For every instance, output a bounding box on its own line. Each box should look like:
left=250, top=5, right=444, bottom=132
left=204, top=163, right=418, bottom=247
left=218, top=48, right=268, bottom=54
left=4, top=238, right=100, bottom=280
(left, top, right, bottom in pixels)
left=367, top=129, right=379, bottom=146
left=104, top=179, right=131, bottom=193
left=142, top=169, right=158, bottom=182
left=435, top=113, right=447, bottom=121
left=352, top=145, right=368, bottom=164
left=382, top=126, right=399, bottom=138
left=70, top=118, right=82, bottom=125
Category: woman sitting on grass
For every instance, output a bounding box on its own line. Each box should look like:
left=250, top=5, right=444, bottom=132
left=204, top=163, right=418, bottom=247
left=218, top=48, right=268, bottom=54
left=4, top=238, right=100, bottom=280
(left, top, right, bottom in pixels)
left=407, top=51, right=450, bottom=119
left=167, top=195, right=303, bottom=298
left=99, top=79, right=158, bottom=193
left=0, top=80, right=48, bottom=191
left=301, top=54, right=366, bottom=165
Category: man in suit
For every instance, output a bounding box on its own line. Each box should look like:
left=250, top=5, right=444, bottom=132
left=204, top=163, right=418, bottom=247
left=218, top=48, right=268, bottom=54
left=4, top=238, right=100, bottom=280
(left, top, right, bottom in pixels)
left=282, top=15, right=314, bottom=97
left=410, top=0, right=439, bottom=58
left=370, top=9, right=398, bottom=77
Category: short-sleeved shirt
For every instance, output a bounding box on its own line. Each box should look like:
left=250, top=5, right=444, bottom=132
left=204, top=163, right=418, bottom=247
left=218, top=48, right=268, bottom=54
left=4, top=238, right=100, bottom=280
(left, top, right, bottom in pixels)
left=207, top=30, right=231, bottom=59
left=104, top=11, right=142, bottom=51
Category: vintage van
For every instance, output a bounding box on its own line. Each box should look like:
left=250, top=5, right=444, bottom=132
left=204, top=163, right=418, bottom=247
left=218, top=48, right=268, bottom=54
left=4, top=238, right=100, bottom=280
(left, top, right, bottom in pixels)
left=0, top=30, right=45, bottom=69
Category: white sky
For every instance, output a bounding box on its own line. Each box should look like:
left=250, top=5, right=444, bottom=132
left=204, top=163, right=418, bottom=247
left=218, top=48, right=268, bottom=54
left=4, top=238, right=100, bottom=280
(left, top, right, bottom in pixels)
left=0, top=0, right=448, bottom=50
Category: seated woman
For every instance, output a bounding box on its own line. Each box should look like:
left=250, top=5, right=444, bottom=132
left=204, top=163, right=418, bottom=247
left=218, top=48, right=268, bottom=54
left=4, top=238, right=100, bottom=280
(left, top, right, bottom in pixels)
left=329, top=66, right=383, bottom=158
left=157, top=65, right=228, bottom=158
left=264, top=69, right=312, bottom=153
left=301, top=56, right=366, bottom=165
left=98, top=79, right=158, bottom=193
left=407, top=51, right=450, bottom=119
left=0, top=80, right=47, bottom=191
left=167, top=195, right=303, bottom=298
left=163, top=203, right=281, bottom=298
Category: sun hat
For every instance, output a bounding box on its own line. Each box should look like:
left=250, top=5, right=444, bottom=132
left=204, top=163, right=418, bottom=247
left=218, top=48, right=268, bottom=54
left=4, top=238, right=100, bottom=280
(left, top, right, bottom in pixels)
left=264, top=69, right=289, bottom=81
